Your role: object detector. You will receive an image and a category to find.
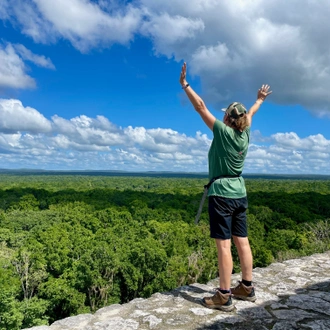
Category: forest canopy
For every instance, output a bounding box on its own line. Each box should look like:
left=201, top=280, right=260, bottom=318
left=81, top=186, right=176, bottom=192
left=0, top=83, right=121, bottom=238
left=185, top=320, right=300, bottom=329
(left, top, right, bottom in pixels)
left=0, top=173, right=329, bottom=329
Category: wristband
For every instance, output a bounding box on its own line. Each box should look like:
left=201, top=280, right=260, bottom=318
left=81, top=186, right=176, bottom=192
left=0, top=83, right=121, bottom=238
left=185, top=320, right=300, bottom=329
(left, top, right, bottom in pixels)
left=256, top=99, right=263, bottom=105
left=182, top=83, right=190, bottom=89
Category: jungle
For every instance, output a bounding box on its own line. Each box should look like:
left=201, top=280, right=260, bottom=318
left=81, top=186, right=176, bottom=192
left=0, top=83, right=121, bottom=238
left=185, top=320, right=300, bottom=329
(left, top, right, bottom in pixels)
left=0, top=173, right=329, bottom=329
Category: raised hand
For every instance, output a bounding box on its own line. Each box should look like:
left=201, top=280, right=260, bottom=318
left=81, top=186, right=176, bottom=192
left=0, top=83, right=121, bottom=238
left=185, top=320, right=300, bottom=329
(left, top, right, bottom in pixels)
left=179, top=62, right=187, bottom=87
left=257, top=84, right=272, bottom=101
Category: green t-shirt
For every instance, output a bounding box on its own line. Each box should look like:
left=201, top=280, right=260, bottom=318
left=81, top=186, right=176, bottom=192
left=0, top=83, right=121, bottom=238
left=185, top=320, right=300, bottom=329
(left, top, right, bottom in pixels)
left=207, top=119, right=250, bottom=198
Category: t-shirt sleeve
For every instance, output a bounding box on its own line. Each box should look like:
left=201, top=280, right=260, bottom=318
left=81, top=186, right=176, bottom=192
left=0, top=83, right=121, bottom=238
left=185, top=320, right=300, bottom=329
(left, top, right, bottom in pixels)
left=212, top=119, right=225, bottom=134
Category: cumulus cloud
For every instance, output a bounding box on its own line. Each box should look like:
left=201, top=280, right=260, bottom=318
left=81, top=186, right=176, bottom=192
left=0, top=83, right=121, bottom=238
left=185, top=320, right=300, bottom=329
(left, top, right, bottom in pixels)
left=52, top=114, right=127, bottom=148
left=0, top=98, right=329, bottom=173
left=0, top=99, right=52, bottom=133
left=0, top=42, right=56, bottom=89
left=246, top=132, right=330, bottom=174
left=140, top=12, right=204, bottom=58
left=0, top=0, right=330, bottom=116
left=139, top=0, right=330, bottom=115
left=0, top=98, right=211, bottom=171
left=0, top=44, right=36, bottom=89
left=2, top=0, right=330, bottom=114
left=1, top=0, right=330, bottom=172
left=2, top=0, right=142, bottom=52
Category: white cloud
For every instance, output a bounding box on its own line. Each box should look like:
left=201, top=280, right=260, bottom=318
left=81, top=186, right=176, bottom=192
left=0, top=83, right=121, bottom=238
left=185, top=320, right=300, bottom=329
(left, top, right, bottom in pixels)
left=245, top=131, right=330, bottom=174
left=0, top=42, right=56, bottom=89
left=3, top=0, right=330, bottom=114
left=139, top=0, right=330, bottom=114
left=140, top=12, right=204, bottom=58
left=13, top=44, right=55, bottom=69
left=271, top=132, right=330, bottom=151
left=52, top=115, right=127, bottom=147
left=0, top=99, right=52, bottom=133
left=0, top=0, right=9, bottom=19
left=3, top=0, right=142, bottom=52
left=0, top=98, right=329, bottom=174
left=0, top=44, right=36, bottom=89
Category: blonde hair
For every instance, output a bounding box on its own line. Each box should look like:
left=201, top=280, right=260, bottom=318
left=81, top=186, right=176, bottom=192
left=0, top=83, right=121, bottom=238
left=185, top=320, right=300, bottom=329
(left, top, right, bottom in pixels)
left=228, top=113, right=249, bottom=132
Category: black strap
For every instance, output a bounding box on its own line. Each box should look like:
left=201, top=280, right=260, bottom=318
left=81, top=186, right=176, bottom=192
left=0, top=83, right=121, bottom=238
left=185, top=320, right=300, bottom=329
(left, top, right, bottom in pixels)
left=204, top=174, right=241, bottom=189
left=195, top=174, right=241, bottom=224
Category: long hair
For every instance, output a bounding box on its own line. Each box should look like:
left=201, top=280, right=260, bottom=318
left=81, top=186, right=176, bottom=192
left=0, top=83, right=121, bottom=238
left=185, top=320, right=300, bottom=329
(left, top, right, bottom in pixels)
left=228, top=113, right=249, bottom=131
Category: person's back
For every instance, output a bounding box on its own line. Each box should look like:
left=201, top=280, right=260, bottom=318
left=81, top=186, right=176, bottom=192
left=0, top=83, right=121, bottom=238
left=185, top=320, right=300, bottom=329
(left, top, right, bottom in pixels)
left=179, top=62, right=272, bottom=311
left=208, top=116, right=250, bottom=198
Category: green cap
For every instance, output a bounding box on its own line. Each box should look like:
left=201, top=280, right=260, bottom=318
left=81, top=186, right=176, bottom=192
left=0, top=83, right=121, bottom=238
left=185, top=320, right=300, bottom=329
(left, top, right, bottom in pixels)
left=222, top=102, right=247, bottom=119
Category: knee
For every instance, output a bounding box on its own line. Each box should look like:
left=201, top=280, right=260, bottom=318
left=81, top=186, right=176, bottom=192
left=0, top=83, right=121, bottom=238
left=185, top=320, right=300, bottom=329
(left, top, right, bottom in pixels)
left=215, top=238, right=231, bottom=250
left=233, top=235, right=249, bottom=248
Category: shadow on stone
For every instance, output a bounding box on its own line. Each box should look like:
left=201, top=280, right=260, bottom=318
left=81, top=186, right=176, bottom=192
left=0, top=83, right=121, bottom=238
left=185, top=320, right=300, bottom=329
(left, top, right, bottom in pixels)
left=170, top=276, right=330, bottom=330
left=164, top=283, right=209, bottom=306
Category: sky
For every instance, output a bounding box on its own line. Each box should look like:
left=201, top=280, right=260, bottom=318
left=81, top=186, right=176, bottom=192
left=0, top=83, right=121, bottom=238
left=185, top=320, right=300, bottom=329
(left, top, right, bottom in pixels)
left=1, top=0, right=330, bottom=174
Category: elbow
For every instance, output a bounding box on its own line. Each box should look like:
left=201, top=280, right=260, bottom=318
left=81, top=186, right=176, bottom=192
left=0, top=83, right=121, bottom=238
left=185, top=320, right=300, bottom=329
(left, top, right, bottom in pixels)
left=194, top=100, right=207, bottom=113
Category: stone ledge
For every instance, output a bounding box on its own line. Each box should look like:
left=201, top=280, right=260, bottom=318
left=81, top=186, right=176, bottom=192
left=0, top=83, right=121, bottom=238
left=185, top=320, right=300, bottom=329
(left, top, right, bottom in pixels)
left=23, top=251, right=330, bottom=330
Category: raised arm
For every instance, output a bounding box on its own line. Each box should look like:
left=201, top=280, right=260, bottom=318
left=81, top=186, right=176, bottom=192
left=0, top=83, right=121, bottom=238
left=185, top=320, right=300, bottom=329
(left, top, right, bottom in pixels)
left=246, top=84, right=272, bottom=126
left=179, top=62, right=216, bottom=131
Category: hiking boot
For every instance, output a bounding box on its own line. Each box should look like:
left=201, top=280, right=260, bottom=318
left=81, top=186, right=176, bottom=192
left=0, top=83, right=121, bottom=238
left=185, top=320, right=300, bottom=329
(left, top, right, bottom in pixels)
left=201, top=290, right=234, bottom=311
left=231, top=281, right=256, bottom=302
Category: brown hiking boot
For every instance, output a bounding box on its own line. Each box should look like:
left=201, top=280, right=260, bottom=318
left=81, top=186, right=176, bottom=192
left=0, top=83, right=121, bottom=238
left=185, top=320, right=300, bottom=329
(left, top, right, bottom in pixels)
left=231, top=281, right=256, bottom=302
left=201, top=290, right=234, bottom=311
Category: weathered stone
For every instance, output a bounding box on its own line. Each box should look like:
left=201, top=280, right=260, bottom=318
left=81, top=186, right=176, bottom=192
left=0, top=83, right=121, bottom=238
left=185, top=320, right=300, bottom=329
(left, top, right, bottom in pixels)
left=189, top=307, right=214, bottom=316
left=286, top=294, right=330, bottom=316
left=142, top=315, right=162, bottom=329
left=235, top=304, right=272, bottom=319
left=300, top=320, right=330, bottom=329
left=272, top=321, right=298, bottom=330
left=86, top=317, right=139, bottom=330
left=50, top=314, right=93, bottom=329
left=270, top=302, right=289, bottom=310
left=272, top=308, right=318, bottom=321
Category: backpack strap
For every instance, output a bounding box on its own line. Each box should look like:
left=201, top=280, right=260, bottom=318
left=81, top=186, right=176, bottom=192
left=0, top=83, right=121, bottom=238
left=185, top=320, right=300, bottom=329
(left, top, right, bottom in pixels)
left=194, top=175, right=241, bottom=224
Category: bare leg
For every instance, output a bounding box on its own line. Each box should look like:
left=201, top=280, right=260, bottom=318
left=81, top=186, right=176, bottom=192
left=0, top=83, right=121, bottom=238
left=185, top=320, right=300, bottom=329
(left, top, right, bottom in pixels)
left=232, top=236, right=253, bottom=281
left=215, top=238, right=232, bottom=289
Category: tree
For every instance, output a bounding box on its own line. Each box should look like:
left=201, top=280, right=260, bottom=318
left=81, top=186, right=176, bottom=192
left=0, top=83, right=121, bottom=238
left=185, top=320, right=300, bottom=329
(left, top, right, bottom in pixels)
left=0, top=258, right=24, bottom=330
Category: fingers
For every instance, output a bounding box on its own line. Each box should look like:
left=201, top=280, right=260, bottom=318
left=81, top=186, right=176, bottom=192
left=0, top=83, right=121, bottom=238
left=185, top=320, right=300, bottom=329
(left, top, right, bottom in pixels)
left=259, top=84, right=270, bottom=91
left=182, top=63, right=186, bottom=74
left=179, top=62, right=187, bottom=84
left=180, top=62, right=187, bottom=80
left=259, top=84, right=272, bottom=95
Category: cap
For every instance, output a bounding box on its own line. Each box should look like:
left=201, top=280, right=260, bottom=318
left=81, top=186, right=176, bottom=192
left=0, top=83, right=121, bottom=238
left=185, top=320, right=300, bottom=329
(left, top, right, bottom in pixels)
left=221, top=102, right=247, bottom=119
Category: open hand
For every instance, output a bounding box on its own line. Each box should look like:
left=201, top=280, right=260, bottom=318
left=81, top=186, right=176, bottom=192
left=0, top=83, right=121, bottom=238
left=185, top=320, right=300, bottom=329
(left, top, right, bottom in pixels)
left=257, top=84, right=272, bottom=101
left=179, top=62, right=187, bottom=87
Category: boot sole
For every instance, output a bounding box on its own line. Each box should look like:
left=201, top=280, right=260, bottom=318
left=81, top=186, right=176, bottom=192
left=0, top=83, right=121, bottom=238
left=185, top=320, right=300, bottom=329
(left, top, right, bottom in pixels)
left=232, top=295, right=256, bottom=302
left=201, top=300, right=235, bottom=312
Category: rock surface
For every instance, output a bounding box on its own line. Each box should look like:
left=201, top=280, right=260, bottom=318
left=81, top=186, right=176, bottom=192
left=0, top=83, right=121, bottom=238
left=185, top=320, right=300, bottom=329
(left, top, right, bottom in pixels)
left=23, top=251, right=330, bottom=330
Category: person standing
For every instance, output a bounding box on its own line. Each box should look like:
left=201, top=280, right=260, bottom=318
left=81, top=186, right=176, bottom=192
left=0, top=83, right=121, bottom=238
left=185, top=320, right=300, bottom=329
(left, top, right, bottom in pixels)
left=179, top=62, right=272, bottom=311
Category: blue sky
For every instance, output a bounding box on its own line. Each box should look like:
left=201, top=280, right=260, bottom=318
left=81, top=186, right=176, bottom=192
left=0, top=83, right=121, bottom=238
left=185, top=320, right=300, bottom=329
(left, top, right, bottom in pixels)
left=1, top=0, right=330, bottom=174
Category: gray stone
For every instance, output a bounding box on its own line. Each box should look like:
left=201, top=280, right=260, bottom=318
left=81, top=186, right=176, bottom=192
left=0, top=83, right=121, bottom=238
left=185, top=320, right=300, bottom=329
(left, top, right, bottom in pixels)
left=286, top=294, right=330, bottom=316
left=272, top=308, right=318, bottom=321
left=300, top=320, right=330, bottom=329
left=272, top=321, right=298, bottom=329
left=50, top=314, right=93, bottom=329
left=86, top=317, right=139, bottom=330
left=142, top=315, right=162, bottom=329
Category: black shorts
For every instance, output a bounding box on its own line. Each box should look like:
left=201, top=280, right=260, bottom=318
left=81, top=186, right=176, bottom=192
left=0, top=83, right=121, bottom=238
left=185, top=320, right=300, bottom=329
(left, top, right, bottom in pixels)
left=208, top=195, right=248, bottom=240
